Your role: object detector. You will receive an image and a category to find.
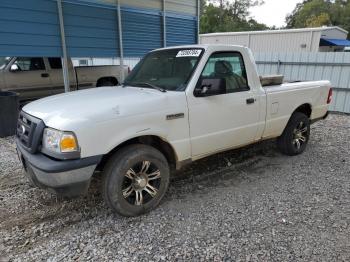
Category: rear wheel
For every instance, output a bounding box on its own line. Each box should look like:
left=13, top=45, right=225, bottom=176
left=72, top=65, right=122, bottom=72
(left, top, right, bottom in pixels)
left=102, top=144, right=170, bottom=217
left=277, top=112, right=310, bottom=156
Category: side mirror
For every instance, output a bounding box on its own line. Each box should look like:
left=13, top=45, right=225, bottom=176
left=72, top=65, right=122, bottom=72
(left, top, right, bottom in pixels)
left=194, top=78, right=226, bottom=97
left=10, top=64, right=19, bottom=72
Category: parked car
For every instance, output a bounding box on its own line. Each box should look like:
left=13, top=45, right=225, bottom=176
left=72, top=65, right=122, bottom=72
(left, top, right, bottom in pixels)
left=0, top=57, right=128, bottom=101
left=16, top=45, right=332, bottom=217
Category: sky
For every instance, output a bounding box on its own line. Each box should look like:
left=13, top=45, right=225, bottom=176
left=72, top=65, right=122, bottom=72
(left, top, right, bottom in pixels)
left=250, top=0, right=303, bottom=28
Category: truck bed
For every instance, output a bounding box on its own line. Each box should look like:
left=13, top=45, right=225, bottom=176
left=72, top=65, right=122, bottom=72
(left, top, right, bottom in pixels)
left=75, top=65, right=129, bottom=88
left=262, top=80, right=331, bottom=139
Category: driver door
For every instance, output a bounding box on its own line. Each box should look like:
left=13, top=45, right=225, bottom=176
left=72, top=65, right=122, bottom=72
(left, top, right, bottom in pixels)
left=4, top=57, right=51, bottom=101
left=187, top=51, right=260, bottom=157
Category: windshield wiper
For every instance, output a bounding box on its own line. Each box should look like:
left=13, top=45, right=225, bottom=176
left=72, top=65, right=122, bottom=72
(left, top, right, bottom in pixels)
left=125, top=82, right=167, bottom=93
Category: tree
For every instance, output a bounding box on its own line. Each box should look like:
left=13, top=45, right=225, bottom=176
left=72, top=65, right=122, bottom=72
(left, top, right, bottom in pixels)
left=305, top=13, right=331, bottom=27
left=286, top=0, right=350, bottom=38
left=226, top=0, right=264, bottom=19
left=286, top=0, right=331, bottom=28
left=200, top=0, right=268, bottom=33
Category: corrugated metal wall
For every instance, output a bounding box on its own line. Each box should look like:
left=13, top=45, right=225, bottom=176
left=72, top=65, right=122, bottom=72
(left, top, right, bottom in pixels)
left=0, top=0, right=198, bottom=57
left=200, top=31, right=323, bottom=53
left=89, top=0, right=197, bottom=15
left=76, top=57, right=142, bottom=68
left=166, top=13, right=197, bottom=47
left=255, top=52, right=350, bottom=113
left=250, top=31, right=321, bottom=53
left=63, top=1, right=119, bottom=57
left=121, top=6, right=162, bottom=57
left=0, top=0, right=62, bottom=57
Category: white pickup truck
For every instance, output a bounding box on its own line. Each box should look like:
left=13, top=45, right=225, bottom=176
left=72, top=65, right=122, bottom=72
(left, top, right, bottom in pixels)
left=16, top=45, right=332, bottom=217
left=0, top=57, right=128, bottom=101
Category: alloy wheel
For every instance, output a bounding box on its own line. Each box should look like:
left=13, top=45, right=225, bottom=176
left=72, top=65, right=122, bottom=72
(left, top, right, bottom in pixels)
left=122, top=160, right=161, bottom=206
left=292, top=121, right=308, bottom=150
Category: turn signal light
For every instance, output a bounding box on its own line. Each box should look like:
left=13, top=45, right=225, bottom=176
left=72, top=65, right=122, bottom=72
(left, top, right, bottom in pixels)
left=327, top=88, right=333, bottom=104
left=60, top=134, right=78, bottom=152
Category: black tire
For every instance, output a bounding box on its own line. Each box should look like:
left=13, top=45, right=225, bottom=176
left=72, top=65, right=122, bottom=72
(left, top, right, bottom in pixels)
left=277, top=112, right=310, bottom=156
left=102, top=144, right=170, bottom=217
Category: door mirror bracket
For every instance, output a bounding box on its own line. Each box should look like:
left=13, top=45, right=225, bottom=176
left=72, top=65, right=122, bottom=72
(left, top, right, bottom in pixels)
left=200, top=84, right=211, bottom=95
left=194, top=78, right=226, bottom=97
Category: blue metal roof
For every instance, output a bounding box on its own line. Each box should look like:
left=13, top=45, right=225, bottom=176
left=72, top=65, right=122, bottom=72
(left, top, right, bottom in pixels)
left=0, top=0, right=198, bottom=57
left=320, top=38, right=350, bottom=47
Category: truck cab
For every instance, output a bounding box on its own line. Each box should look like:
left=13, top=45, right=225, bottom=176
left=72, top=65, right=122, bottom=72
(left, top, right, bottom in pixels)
left=0, top=57, right=77, bottom=101
left=0, top=57, right=127, bottom=102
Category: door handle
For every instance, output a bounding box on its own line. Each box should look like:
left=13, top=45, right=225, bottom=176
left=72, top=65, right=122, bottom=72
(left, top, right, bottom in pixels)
left=246, top=98, right=255, bottom=104
left=41, top=73, right=49, bottom=78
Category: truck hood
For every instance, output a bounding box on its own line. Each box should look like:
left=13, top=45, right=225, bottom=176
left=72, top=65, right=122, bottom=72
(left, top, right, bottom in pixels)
left=23, top=86, right=178, bottom=129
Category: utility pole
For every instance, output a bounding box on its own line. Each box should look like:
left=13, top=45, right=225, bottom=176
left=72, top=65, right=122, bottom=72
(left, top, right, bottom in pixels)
left=57, top=0, right=70, bottom=93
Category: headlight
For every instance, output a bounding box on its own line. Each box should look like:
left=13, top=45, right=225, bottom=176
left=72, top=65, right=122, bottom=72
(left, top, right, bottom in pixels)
left=42, top=128, right=79, bottom=155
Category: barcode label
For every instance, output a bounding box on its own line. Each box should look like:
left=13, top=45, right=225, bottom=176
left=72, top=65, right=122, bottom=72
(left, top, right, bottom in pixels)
left=176, top=49, right=202, bottom=57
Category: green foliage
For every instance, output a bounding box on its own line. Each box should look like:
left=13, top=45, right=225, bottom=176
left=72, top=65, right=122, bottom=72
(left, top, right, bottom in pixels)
left=200, top=0, right=268, bottom=33
left=305, top=13, right=331, bottom=27
left=286, top=0, right=350, bottom=37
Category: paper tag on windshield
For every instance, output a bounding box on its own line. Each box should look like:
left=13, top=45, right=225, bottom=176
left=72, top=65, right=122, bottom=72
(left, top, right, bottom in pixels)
left=176, top=49, right=202, bottom=57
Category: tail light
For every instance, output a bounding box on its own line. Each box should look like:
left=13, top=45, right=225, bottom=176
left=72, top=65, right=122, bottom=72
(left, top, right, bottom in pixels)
left=327, top=88, right=333, bottom=104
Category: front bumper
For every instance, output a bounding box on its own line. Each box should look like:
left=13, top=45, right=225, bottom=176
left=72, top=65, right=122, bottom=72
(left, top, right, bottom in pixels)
left=16, top=139, right=102, bottom=197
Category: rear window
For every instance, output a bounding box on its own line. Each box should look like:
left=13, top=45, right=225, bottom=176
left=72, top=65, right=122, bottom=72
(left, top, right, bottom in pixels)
left=48, top=58, right=62, bottom=69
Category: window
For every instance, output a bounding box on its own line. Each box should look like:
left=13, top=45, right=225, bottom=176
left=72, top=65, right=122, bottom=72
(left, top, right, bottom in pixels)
left=124, top=48, right=203, bottom=91
left=79, top=59, right=88, bottom=66
left=48, top=58, right=62, bottom=69
left=14, top=57, right=45, bottom=71
left=0, top=57, right=11, bottom=69
left=200, top=52, right=249, bottom=94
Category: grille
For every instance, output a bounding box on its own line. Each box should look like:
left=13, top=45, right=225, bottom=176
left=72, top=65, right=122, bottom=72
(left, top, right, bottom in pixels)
left=16, top=111, right=45, bottom=153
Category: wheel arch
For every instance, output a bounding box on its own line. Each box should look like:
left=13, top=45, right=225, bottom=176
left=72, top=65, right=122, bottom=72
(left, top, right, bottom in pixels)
left=278, top=103, right=312, bottom=137
left=293, top=103, right=312, bottom=118
left=96, top=135, right=178, bottom=172
left=96, top=76, right=119, bottom=87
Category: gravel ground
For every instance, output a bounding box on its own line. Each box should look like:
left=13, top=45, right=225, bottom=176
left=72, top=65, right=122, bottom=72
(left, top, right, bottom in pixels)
left=0, top=114, right=349, bottom=261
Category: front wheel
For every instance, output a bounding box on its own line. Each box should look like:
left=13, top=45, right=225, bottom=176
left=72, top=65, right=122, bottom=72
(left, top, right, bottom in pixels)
left=277, top=112, right=310, bottom=156
left=102, top=144, right=170, bottom=217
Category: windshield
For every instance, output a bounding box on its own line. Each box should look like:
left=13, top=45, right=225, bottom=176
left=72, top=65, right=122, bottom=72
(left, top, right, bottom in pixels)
left=124, top=48, right=204, bottom=91
left=0, top=57, right=11, bottom=69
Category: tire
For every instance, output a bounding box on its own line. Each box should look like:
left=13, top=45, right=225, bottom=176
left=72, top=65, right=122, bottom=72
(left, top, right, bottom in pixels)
left=102, top=144, right=170, bottom=217
left=277, top=112, right=310, bottom=156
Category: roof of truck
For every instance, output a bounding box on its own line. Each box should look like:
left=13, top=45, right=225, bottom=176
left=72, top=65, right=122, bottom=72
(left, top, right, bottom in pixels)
left=153, top=44, right=247, bottom=52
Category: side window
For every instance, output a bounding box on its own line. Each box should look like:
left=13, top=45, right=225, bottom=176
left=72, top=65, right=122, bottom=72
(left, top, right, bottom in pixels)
left=48, top=58, right=62, bottom=69
left=14, top=57, right=45, bottom=71
left=201, top=52, right=249, bottom=94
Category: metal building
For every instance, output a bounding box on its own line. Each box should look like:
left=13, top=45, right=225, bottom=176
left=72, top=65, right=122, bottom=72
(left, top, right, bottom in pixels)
left=0, top=0, right=199, bottom=91
left=200, top=27, right=350, bottom=53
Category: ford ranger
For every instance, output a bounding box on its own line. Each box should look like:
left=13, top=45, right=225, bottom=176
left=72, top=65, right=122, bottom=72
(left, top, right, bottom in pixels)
left=16, top=45, right=332, bottom=217
left=0, top=57, right=128, bottom=101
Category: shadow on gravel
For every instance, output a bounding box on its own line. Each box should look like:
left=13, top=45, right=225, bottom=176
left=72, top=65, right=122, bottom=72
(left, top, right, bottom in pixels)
left=53, top=139, right=280, bottom=206
left=171, top=139, right=279, bottom=183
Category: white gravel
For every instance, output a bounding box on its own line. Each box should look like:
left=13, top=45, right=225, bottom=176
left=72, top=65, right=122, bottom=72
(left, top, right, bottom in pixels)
left=0, top=114, right=350, bottom=261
